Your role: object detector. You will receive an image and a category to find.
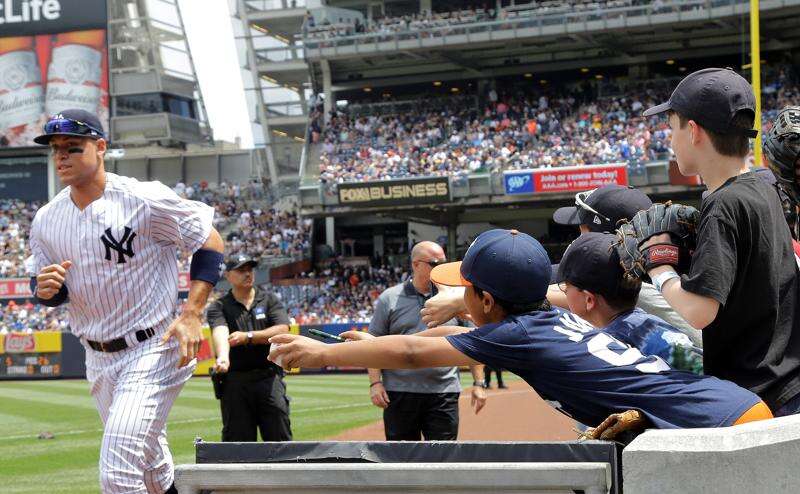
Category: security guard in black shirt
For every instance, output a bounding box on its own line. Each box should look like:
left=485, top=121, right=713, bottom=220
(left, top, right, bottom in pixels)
left=206, top=255, right=293, bottom=441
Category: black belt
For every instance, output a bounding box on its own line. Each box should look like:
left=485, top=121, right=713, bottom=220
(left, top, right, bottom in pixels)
left=87, top=328, right=156, bottom=353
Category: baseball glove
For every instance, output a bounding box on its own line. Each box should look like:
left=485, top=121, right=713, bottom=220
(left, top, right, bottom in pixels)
left=614, top=223, right=647, bottom=281
left=764, top=106, right=800, bottom=206
left=629, top=202, right=700, bottom=274
left=764, top=106, right=800, bottom=238
left=577, top=409, right=648, bottom=441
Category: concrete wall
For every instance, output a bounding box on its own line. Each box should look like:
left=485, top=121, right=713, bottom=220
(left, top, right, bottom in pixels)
left=623, top=414, right=800, bottom=493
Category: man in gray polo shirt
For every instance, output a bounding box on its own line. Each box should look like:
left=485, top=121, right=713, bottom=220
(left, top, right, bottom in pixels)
left=368, top=241, right=486, bottom=440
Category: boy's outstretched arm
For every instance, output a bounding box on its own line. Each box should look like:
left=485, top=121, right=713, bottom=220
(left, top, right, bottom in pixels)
left=269, top=333, right=480, bottom=370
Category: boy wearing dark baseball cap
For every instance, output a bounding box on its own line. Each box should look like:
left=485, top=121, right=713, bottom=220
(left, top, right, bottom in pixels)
left=550, top=185, right=700, bottom=345
left=640, top=68, right=800, bottom=416
left=270, top=229, right=771, bottom=438
left=556, top=233, right=702, bottom=373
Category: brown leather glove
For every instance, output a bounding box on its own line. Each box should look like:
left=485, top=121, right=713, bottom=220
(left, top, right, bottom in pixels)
left=578, top=409, right=648, bottom=441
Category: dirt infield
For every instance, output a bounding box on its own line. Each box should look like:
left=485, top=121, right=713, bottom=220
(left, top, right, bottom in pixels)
left=329, top=381, right=577, bottom=441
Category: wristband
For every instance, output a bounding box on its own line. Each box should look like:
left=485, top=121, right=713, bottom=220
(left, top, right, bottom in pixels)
left=370, top=381, right=383, bottom=388
left=190, top=248, right=225, bottom=286
left=31, top=277, right=69, bottom=307
left=652, top=270, right=680, bottom=293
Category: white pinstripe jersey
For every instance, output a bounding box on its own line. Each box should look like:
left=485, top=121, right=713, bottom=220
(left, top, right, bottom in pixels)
left=29, top=173, right=214, bottom=341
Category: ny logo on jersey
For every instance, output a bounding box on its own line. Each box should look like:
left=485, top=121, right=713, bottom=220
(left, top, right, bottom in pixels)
left=101, top=226, right=136, bottom=264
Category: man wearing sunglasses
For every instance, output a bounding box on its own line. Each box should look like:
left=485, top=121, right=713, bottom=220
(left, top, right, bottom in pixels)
left=28, top=109, right=225, bottom=494
left=367, top=240, right=486, bottom=441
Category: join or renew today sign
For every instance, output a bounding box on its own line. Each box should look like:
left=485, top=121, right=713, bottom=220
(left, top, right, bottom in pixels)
left=504, top=164, right=628, bottom=195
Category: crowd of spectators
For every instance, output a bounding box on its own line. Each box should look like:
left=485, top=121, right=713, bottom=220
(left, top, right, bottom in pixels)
left=318, top=67, right=799, bottom=187
left=0, top=199, right=41, bottom=278
left=318, top=84, right=673, bottom=186
left=0, top=301, right=68, bottom=334
left=273, top=260, right=407, bottom=324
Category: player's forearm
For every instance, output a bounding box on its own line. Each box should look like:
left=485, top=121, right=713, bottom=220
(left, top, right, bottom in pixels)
left=252, top=324, right=289, bottom=344
left=182, top=282, right=214, bottom=317
left=415, top=325, right=472, bottom=337
left=651, top=266, right=719, bottom=329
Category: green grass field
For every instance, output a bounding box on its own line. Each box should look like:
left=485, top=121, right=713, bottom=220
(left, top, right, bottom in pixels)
left=0, top=374, right=385, bottom=494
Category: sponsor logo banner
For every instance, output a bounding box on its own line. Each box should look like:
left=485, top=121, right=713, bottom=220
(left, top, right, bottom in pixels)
left=0, top=1, right=107, bottom=37
left=503, top=171, right=535, bottom=195
left=532, top=164, right=628, bottom=193
left=338, top=177, right=451, bottom=207
left=0, top=273, right=191, bottom=300
left=0, top=330, right=61, bottom=354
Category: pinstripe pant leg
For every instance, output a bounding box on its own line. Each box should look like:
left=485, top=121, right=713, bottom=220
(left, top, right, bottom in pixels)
left=98, top=339, right=194, bottom=494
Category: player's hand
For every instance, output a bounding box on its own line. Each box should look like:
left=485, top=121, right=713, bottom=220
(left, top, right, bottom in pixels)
left=340, top=330, right=375, bottom=342
left=162, top=311, right=203, bottom=368
left=228, top=331, right=249, bottom=347
left=580, top=409, right=648, bottom=441
left=214, top=356, right=230, bottom=373
left=370, top=381, right=390, bottom=409
left=470, top=385, right=487, bottom=414
left=421, top=286, right=466, bottom=328
left=35, top=261, right=72, bottom=299
left=268, top=333, right=327, bottom=369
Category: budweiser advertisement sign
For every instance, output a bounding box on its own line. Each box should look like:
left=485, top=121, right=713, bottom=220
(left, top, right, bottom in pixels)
left=504, top=164, right=628, bottom=195
left=0, top=0, right=108, bottom=148
left=4, top=333, right=36, bottom=353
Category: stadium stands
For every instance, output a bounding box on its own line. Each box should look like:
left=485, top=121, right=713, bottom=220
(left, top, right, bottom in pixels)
left=316, top=68, right=799, bottom=188
left=274, top=260, right=407, bottom=324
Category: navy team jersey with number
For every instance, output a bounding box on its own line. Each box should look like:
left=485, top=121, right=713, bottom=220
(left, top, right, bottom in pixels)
left=446, top=308, right=760, bottom=429
left=603, top=308, right=704, bottom=374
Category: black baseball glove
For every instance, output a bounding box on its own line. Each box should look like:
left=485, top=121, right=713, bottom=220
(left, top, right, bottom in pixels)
left=629, top=202, right=700, bottom=274
left=764, top=106, right=800, bottom=238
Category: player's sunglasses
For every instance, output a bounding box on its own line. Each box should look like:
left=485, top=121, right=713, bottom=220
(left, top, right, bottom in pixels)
left=574, top=189, right=612, bottom=223
left=416, top=259, right=445, bottom=268
left=43, top=118, right=103, bottom=138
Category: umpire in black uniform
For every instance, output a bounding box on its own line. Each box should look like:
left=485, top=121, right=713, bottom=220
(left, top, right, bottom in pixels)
left=206, top=254, right=293, bottom=441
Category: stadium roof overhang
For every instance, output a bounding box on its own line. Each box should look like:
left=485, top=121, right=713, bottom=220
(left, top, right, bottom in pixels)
left=308, top=5, right=800, bottom=93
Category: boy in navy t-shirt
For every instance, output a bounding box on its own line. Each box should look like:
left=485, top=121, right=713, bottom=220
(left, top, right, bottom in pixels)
left=270, top=230, right=772, bottom=437
left=556, top=233, right=703, bottom=374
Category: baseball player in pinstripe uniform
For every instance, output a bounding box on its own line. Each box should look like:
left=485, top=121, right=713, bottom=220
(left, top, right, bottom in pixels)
left=28, top=109, right=225, bottom=494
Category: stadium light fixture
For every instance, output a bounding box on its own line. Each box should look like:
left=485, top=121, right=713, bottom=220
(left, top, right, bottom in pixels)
left=539, top=79, right=547, bottom=84
left=666, top=59, right=676, bottom=65
left=679, top=67, right=687, bottom=72
left=524, top=73, right=533, bottom=78
left=363, top=87, right=372, bottom=92
left=433, top=81, right=442, bottom=86
left=580, top=68, right=590, bottom=73
left=273, top=130, right=288, bottom=137
left=595, top=74, right=604, bottom=80
left=451, top=87, right=460, bottom=93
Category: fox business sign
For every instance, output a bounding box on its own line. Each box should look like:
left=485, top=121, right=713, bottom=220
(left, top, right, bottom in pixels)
left=338, top=177, right=451, bottom=207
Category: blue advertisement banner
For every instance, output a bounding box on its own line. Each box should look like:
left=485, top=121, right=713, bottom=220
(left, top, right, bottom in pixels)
left=503, top=171, right=534, bottom=195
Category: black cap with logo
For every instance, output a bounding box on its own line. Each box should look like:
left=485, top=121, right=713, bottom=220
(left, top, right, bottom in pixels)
left=34, top=109, right=106, bottom=145
left=642, top=67, right=758, bottom=138
left=225, top=254, right=257, bottom=271
left=556, top=233, right=635, bottom=299
left=553, top=185, right=653, bottom=233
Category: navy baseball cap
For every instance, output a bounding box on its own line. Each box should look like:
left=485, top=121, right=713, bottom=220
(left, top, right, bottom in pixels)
left=556, top=233, right=636, bottom=299
left=553, top=185, right=653, bottom=233
left=430, top=229, right=552, bottom=304
left=642, top=67, right=758, bottom=138
left=225, top=254, right=257, bottom=271
left=34, top=109, right=105, bottom=145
